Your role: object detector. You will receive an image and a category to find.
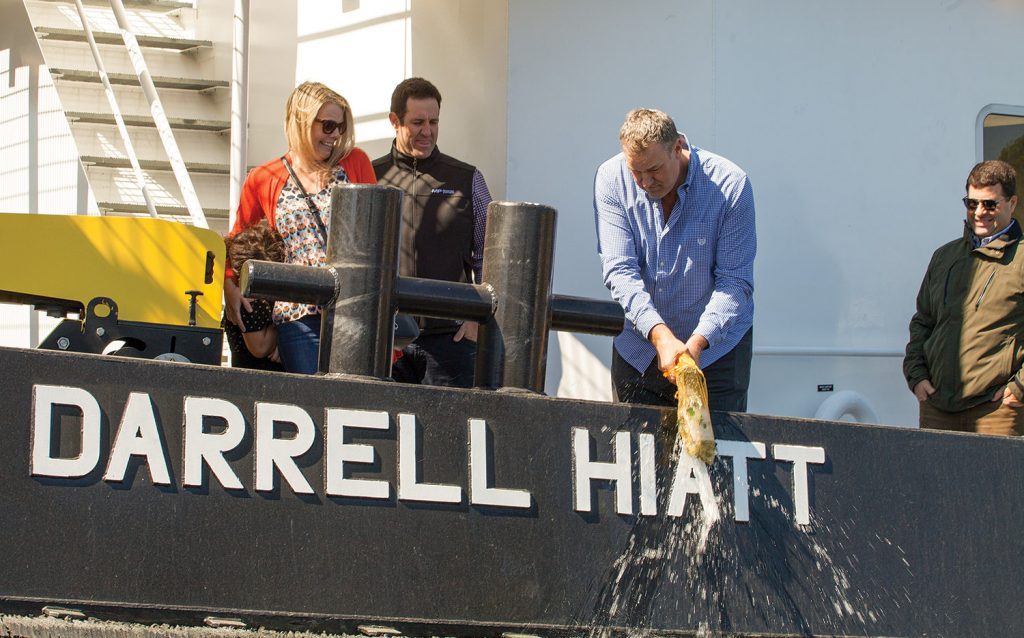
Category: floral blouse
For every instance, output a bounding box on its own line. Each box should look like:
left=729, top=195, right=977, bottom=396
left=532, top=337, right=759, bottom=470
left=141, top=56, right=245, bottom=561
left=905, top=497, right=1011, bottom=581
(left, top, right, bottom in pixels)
left=273, top=169, right=348, bottom=324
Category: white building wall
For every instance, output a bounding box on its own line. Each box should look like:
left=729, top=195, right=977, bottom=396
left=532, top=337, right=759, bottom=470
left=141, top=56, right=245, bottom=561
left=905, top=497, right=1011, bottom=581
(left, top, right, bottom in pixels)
left=238, top=2, right=298, bottom=169
left=0, top=0, right=97, bottom=347
left=506, top=0, right=1024, bottom=425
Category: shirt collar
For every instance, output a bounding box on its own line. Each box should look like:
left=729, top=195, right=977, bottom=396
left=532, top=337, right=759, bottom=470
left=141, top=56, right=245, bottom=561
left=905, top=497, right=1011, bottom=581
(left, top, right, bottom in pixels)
left=679, top=132, right=695, bottom=193
left=391, top=141, right=440, bottom=170
left=972, top=218, right=1019, bottom=248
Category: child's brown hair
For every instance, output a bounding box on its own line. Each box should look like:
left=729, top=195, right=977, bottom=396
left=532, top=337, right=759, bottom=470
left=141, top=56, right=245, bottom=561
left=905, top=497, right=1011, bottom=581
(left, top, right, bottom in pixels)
left=226, top=220, right=286, bottom=282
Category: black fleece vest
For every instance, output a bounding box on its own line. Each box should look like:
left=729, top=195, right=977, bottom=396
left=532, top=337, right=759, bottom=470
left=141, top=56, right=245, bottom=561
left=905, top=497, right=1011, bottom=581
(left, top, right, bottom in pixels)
left=373, top=144, right=477, bottom=334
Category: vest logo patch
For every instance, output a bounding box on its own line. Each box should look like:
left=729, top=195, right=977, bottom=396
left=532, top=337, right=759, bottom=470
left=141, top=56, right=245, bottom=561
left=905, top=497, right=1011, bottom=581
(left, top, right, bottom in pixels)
left=431, top=188, right=457, bottom=195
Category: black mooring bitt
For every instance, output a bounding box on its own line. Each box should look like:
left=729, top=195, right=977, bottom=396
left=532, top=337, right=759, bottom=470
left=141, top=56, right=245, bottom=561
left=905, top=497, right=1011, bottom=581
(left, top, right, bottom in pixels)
left=241, top=184, right=625, bottom=389
left=319, top=184, right=403, bottom=378
left=475, top=201, right=558, bottom=392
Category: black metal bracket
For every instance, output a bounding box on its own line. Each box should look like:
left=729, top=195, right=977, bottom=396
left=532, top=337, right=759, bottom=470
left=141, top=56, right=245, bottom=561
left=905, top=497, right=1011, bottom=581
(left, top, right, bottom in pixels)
left=37, top=297, right=222, bottom=365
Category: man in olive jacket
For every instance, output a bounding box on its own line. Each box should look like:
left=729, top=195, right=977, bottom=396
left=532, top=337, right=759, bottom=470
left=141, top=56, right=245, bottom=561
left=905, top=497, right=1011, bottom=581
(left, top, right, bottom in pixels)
left=904, top=160, right=1023, bottom=435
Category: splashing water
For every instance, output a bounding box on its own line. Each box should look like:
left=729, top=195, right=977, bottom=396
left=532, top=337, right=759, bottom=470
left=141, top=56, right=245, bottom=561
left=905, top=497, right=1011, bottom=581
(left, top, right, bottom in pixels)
left=573, top=431, right=906, bottom=637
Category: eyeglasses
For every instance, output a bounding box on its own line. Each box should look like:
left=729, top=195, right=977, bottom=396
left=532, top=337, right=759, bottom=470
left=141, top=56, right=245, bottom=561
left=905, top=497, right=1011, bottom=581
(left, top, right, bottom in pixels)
left=963, top=197, right=1003, bottom=212
left=315, top=118, right=346, bottom=135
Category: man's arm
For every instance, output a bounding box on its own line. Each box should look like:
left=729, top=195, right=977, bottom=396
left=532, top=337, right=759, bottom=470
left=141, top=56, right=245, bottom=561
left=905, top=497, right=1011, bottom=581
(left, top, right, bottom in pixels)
left=453, top=169, right=493, bottom=344
left=469, top=169, right=491, bottom=285
left=594, top=164, right=665, bottom=341
left=1003, top=256, right=1024, bottom=406
left=691, top=176, right=755, bottom=351
left=904, top=259, right=936, bottom=398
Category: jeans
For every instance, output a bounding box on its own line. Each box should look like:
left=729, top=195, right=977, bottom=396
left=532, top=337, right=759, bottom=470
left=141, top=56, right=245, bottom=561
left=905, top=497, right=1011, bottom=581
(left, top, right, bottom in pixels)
left=611, top=328, right=753, bottom=412
left=276, top=314, right=321, bottom=375
left=392, top=332, right=477, bottom=388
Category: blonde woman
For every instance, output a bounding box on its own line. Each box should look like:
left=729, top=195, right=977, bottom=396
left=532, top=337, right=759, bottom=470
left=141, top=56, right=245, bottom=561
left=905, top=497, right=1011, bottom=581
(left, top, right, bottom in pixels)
left=225, top=81, right=376, bottom=374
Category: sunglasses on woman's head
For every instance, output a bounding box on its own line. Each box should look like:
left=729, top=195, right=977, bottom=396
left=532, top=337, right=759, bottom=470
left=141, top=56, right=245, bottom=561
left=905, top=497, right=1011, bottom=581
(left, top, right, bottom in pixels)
left=315, top=118, right=346, bottom=135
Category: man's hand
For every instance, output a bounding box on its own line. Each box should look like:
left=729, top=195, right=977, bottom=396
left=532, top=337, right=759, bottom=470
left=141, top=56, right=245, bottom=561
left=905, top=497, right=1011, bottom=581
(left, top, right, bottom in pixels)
left=453, top=320, right=479, bottom=343
left=224, top=278, right=253, bottom=329
left=650, top=324, right=690, bottom=383
left=995, top=385, right=1024, bottom=408
left=913, top=379, right=936, bottom=402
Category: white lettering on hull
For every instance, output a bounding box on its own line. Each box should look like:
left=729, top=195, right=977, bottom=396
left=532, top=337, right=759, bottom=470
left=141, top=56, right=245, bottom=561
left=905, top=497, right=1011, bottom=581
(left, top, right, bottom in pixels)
left=28, top=385, right=825, bottom=526
left=183, top=397, right=245, bottom=490
left=468, top=418, right=531, bottom=509
left=255, top=402, right=316, bottom=495
left=570, top=427, right=824, bottom=525
left=325, top=408, right=390, bottom=499
left=105, top=392, right=171, bottom=485
left=31, top=385, right=101, bottom=478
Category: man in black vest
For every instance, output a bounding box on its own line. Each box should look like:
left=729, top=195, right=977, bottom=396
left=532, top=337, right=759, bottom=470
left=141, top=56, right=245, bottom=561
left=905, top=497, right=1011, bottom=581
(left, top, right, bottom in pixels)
left=373, top=77, right=493, bottom=388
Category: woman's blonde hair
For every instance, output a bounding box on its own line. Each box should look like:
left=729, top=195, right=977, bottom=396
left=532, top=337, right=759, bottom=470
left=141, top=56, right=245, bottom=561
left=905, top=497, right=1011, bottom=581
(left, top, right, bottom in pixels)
left=284, top=81, right=355, bottom=173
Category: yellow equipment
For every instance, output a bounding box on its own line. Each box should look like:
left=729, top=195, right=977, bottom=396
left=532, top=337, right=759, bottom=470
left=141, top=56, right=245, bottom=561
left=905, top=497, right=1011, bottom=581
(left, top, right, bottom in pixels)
left=0, top=213, right=225, bottom=364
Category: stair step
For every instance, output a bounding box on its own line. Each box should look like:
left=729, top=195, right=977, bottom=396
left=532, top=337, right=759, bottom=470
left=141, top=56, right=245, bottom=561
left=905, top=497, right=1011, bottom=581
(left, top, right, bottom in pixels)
left=66, top=111, right=229, bottom=132
left=50, top=68, right=228, bottom=92
left=35, top=27, right=211, bottom=51
left=81, top=155, right=230, bottom=175
left=98, top=202, right=230, bottom=219
left=34, top=0, right=195, bottom=11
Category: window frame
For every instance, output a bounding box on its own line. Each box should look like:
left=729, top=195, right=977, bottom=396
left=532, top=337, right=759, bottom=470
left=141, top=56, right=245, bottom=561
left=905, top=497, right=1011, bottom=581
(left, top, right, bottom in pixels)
left=976, top=103, right=1024, bottom=162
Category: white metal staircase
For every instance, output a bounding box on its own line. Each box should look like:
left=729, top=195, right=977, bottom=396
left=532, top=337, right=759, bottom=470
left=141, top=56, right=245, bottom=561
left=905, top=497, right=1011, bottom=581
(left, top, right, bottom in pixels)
left=23, top=0, right=233, bottom=232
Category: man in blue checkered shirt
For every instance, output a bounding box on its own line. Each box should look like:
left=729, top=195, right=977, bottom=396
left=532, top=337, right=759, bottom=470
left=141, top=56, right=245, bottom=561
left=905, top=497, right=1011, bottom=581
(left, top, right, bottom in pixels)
left=594, top=108, right=756, bottom=411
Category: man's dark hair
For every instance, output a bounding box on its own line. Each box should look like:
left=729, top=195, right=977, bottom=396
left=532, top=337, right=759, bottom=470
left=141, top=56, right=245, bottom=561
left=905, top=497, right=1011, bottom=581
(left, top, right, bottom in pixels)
left=390, top=77, right=442, bottom=122
left=967, top=160, right=1017, bottom=198
left=226, top=220, right=286, bottom=282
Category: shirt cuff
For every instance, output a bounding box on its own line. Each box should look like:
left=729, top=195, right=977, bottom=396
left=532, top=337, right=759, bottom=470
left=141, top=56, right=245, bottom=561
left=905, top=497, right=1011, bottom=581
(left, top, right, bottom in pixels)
left=634, top=308, right=666, bottom=341
left=693, top=320, right=723, bottom=349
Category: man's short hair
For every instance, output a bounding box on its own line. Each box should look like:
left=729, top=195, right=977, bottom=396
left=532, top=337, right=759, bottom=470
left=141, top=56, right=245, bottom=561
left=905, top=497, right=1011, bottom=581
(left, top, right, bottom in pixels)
left=967, top=160, right=1017, bottom=198
left=390, top=77, right=443, bottom=122
left=619, top=108, right=679, bottom=155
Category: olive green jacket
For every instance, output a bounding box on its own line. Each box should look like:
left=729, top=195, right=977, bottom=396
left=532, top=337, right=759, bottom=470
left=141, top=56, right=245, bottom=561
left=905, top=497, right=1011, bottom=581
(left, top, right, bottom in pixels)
left=904, top=221, right=1024, bottom=413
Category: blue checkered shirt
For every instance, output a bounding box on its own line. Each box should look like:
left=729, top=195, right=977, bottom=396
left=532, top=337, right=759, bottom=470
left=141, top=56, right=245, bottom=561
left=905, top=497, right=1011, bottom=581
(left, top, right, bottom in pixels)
left=594, top=136, right=756, bottom=372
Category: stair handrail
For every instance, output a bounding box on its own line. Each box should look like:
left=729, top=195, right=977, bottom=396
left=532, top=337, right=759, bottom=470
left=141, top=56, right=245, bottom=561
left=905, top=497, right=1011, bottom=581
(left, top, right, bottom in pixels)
left=72, top=0, right=158, bottom=219
left=228, top=0, right=249, bottom=229
left=107, top=0, right=209, bottom=229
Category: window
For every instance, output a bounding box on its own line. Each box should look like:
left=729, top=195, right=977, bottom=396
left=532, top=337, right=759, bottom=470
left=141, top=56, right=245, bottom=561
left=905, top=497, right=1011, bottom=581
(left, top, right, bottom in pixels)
left=979, top=105, right=1024, bottom=217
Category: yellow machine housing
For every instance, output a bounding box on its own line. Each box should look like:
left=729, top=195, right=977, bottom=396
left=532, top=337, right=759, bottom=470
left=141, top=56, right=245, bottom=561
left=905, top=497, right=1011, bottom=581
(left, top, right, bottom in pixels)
left=0, top=213, right=225, bottom=363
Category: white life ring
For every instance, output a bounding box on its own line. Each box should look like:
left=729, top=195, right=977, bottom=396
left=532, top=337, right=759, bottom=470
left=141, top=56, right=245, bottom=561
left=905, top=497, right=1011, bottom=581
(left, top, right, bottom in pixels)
left=814, top=390, right=880, bottom=424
